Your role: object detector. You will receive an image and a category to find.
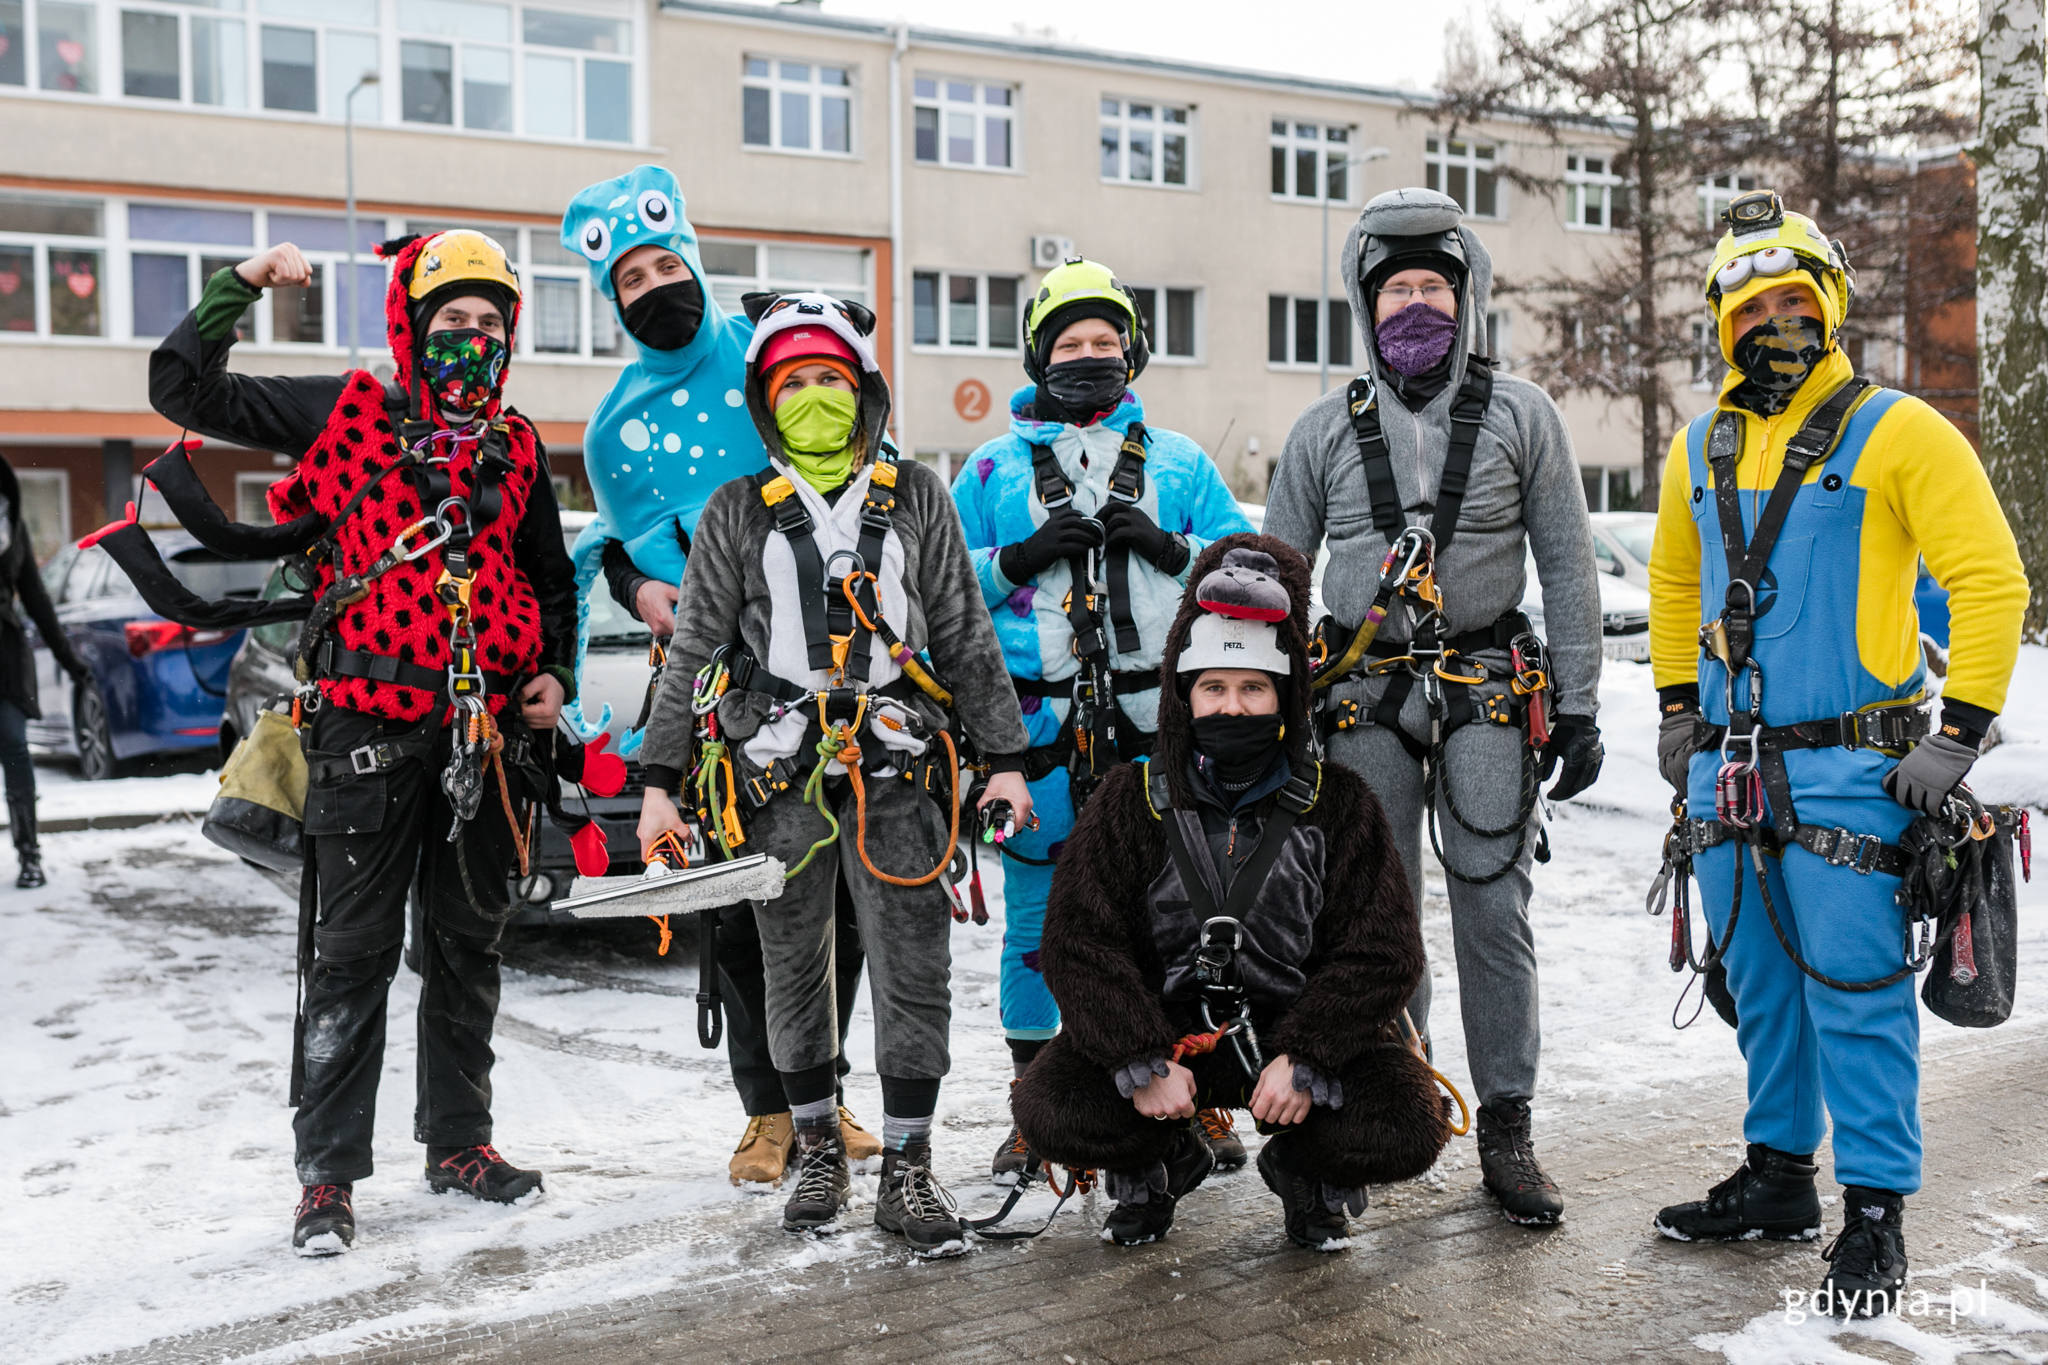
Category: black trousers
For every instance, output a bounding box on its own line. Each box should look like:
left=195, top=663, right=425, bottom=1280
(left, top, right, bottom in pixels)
left=292, top=705, right=527, bottom=1186
left=717, top=863, right=864, bottom=1116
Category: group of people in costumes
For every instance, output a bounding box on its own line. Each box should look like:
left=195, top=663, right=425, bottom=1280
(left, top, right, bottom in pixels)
left=94, top=161, right=2018, bottom=1316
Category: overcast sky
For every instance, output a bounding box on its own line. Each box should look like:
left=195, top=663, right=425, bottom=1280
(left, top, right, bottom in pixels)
left=776, top=0, right=1499, bottom=92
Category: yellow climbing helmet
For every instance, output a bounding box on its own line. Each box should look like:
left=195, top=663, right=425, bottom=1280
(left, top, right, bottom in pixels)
left=1022, top=256, right=1149, bottom=381
left=1704, top=190, right=1853, bottom=358
left=407, top=229, right=522, bottom=304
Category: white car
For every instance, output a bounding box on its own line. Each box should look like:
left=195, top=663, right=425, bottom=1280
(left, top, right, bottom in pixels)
left=1522, top=548, right=1651, bottom=663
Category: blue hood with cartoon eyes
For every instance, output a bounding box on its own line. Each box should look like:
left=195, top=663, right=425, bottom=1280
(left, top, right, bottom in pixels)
left=560, top=165, right=766, bottom=746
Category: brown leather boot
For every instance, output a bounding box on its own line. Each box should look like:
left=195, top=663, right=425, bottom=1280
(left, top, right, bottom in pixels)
left=729, top=1112, right=795, bottom=1186
left=838, top=1106, right=883, bottom=1163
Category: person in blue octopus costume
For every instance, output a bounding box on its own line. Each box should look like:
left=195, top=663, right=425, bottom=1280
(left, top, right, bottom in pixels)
left=950, top=257, right=1251, bottom=1183
left=560, top=165, right=883, bottom=1184
left=561, top=164, right=764, bottom=736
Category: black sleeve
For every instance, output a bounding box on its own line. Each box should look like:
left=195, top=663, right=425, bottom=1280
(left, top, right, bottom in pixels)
left=600, top=536, right=652, bottom=621
left=148, top=309, right=347, bottom=458
left=513, top=432, right=579, bottom=691
left=13, top=534, right=80, bottom=674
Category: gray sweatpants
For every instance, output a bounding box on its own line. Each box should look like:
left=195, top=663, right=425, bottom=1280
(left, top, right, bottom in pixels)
left=743, top=765, right=956, bottom=1080
left=1327, top=661, right=1542, bottom=1107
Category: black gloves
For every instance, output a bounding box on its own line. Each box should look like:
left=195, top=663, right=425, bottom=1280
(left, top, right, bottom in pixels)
left=1538, top=713, right=1604, bottom=801
left=1657, top=711, right=1700, bottom=794
left=998, top=509, right=1103, bottom=585
left=1097, top=500, right=1191, bottom=577
left=1883, top=733, right=1979, bottom=814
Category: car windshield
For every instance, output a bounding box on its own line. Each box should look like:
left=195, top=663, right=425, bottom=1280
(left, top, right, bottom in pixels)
left=166, top=547, right=273, bottom=599
left=1608, top=522, right=1655, bottom=565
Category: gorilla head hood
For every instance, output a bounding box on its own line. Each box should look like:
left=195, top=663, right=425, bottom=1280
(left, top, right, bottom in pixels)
left=561, top=164, right=730, bottom=377
left=1154, top=533, right=1316, bottom=809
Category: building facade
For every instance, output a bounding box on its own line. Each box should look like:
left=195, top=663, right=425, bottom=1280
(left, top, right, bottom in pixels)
left=0, top=0, right=1701, bottom=563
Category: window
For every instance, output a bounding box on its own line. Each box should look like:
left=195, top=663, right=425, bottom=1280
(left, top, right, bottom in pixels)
left=35, top=0, right=98, bottom=92
left=1484, top=307, right=1508, bottom=360
left=1565, top=153, right=1621, bottom=231
left=911, top=270, right=1019, bottom=349
left=1689, top=318, right=1716, bottom=390
left=913, top=75, right=1013, bottom=170
left=1700, top=172, right=1760, bottom=229
left=15, top=469, right=68, bottom=563
left=0, top=193, right=106, bottom=337
left=1270, top=119, right=1354, bottom=201
left=235, top=472, right=286, bottom=525
left=127, top=203, right=257, bottom=339
left=1425, top=136, right=1502, bottom=218
left=522, top=8, right=631, bottom=142
left=697, top=239, right=870, bottom=317
left=1266, top=293, right=1352, bottom=369
left=742, top=57, right=853, bottom=156
left=1126, top=285, right=1200, bottom=361
left=1101, top=98, right=1191, bottom=187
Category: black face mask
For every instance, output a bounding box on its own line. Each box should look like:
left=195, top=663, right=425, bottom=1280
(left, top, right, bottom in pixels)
left=1038, top=356, right=1128, bottom=424
left=1729, top=313, right=1827, bottom=416
left=1190, top=711, right=1286, bottom=787
left=620, top=277, right=706, bottom=352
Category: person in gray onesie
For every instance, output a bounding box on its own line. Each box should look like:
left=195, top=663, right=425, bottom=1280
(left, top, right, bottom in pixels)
left=1264, top=187, right=1605, bottom=1226
left=635, top=292, right=1033, bottom=1256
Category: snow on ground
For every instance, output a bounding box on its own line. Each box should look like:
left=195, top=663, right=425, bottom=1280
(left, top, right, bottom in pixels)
left=4, top=656, right=2047, bottom=1363
left=15, top=758, right=218, bottom=825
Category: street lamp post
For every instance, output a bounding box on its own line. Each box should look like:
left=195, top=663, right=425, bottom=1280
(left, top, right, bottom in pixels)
left=1320, top=146, right=1392, bottom=393
left=345, top=72, right=381, bottom=370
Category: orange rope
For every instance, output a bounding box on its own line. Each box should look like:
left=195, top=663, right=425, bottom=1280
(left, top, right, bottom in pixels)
left=642, top=830, right=691, bottom=957
left=1169, top=1026, right=1232, bottom=1063
left=841, top=728, right=961, bottom=888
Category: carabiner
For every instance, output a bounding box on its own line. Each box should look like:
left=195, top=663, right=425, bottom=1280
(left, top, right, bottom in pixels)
left=394, top=517, right=452, bottom=562
left=821, top=547, right=866, bottom=593
left=1434, top=652, right=1488, bottom=687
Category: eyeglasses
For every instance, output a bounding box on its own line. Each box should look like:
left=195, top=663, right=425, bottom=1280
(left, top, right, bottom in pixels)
left=1714, top=246, right=1802, bottom=294
left=1378, top=284, right=1456, bottom=304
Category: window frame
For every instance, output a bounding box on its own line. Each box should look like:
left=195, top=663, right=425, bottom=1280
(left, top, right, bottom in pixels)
left=910, top=268, right=1022, bottom=353
left=1265, top=291, right=1354, bottom=372
left=1123, top=283, right=1203, bottom=364
left=1699, top=171, right=1761, bottom=230
left=911, top=73, right=1018, bottom=174
left=1099, top=96, right=1196, bottom=190
left=740, top=54, right=857, bottom=159
left=1563, top=151, right=1621, bottom=233
left=1268, top=118, right=1359, bottom=204
left=1424, top=134, right=1506, bottom=220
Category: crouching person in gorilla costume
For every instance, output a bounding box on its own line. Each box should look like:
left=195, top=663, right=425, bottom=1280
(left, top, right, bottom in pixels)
left=1012, top=533, right=1449, bottom=1250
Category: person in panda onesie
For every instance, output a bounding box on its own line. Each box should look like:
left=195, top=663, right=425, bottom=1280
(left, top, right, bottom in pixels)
left=1011, top=534, right=1450, bottom=1250
left=635, top=293, right=1034, bottom=1255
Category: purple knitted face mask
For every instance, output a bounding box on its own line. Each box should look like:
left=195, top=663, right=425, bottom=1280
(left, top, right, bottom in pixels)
left=1374, top=300, right=1459, bottom=376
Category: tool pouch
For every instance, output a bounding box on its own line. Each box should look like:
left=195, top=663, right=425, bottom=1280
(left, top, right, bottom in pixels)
left=202, top=699, right=308, bottom=874
left=1911, top=808, right=2024, bottom=1028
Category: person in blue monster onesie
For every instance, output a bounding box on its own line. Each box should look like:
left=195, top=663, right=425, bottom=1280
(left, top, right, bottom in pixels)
left=561, top=165, right=882, bottom=1185
left=950, top=257, right=1252, bottom=1183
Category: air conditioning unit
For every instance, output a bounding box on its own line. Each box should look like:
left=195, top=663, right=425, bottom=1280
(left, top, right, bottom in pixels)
left=1030, top=236, right=1076, bottom=270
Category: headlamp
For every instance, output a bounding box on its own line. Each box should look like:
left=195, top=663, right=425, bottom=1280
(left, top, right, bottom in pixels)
left=1723, top=189, right=1785, bottom=234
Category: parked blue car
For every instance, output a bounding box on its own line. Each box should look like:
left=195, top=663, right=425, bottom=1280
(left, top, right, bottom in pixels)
left=26, top=531, right=270, bottom=779
left=1915, top=559, right=1951, bottom=649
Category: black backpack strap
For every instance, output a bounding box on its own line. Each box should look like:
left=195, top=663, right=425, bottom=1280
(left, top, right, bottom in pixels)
left=759, top=472, right=835, bottom=674
left=1029, top=443, right=1073, bottom=509
left=1103, top=422, right=1149, bottom=656
left=1346, top=377, right=1406, bottom=544
left=1429, top=357, right=1494, bottom=554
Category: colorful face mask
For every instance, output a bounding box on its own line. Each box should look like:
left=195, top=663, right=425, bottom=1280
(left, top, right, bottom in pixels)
left=1729, top=313, right=1827, bottom=416
left=421, top=327, right=508, bottom=414
left=774, top=384, right=859, bottom=489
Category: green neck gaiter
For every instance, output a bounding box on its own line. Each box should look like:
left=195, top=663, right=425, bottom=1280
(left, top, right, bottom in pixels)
left=775, top=385, right=860, bottom=491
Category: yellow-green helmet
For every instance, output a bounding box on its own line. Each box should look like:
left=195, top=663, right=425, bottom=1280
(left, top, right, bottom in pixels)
left=1022, top=256, right=1150, bottom=382
left=1705, top=190, right=1854, bottom=361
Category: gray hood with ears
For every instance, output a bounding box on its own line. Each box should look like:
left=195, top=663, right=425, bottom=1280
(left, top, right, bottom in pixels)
left=1343, top=186, right=1494, bottom=401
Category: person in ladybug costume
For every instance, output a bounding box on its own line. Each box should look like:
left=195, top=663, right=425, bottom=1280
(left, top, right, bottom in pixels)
left=138, top=230, right=588, bottom=1256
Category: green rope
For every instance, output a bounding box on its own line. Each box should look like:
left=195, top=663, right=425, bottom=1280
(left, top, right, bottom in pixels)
left=783, top=728, right=848, bottom=881
left=694, top=738, right=738, bottom=859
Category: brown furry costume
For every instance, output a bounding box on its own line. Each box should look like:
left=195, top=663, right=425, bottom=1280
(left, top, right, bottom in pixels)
left=1010, top=533, right=1448, bottom=1191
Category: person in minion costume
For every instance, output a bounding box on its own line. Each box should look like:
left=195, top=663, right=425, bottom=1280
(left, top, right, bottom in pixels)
left=949, top=258, right=1251, bottom=1181
left=1646, top=190, right=2026, bottom=1316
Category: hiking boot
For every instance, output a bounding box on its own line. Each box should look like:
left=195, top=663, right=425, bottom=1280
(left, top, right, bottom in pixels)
left=1197, top=1107, right=1247, bottom=1170
left=839, top=1106, right=882, bottom=1164
left=1819, top=1188, right=1908, bottom=1318
left=1101, top=1122, right=1214, bottom=1246
left=991, top=1123, right=1033, bottom=1185
left=11, top=796, right=43, bottom=889
left=425, top=1144, right=544, bottom=1203
left=292, top=1183, right=355, bottom=1256
left=874, top=1140, right=965, bottom=1257
left=729, top=1112, right=795, bottom=1186
left=1476, top=1100, right=1564, bottom=1226
left=781, top=1121, right=850, bottom=1233
left=1654, top=1144, right=1822, bottom=1243
left=1257, top=1134, right=1357, bottom=1251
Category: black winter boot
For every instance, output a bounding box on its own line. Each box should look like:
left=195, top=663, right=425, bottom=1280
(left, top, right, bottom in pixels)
left=10, top=796, right=43, bottom=889
left=1654, top=1144, right=1823, bottom=1242
left=1476, top=1100, right=1564, bottom=1225
left=1102, top=1122, right=1214, bottom=1246
left=1256, top=1133, right=1361, bottom=1251
left=1197, top=1107, right=1248, bottom=1170
left=292, top=1183, right=355, bottom=1256
left=874, top=1140, right=966, bottom=1257
left=425, top=1144, right=544, bottom=1203
left=781, top=1120, right=850, bottom=1233
left=1819, top=1187, right=1908, bottom=1318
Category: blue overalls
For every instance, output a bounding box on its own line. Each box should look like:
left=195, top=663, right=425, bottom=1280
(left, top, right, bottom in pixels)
left=1682, top=387, right=1925, bottom=1195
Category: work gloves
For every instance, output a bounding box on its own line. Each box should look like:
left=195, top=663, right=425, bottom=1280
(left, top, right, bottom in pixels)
left=1884, top=733, right=1979, bottom=814
left=1291, top=1062, right=1344, bottom=1109
left=998, top=509, right=1103, bottom=585
left=1097, top=501, right=1192, bottom=577
left=1539, top=713, right=1604, bottom=801
left=1112, top=1056, right=1171, bottom=1099
left=1658, top=710, right=1701, bottom=794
